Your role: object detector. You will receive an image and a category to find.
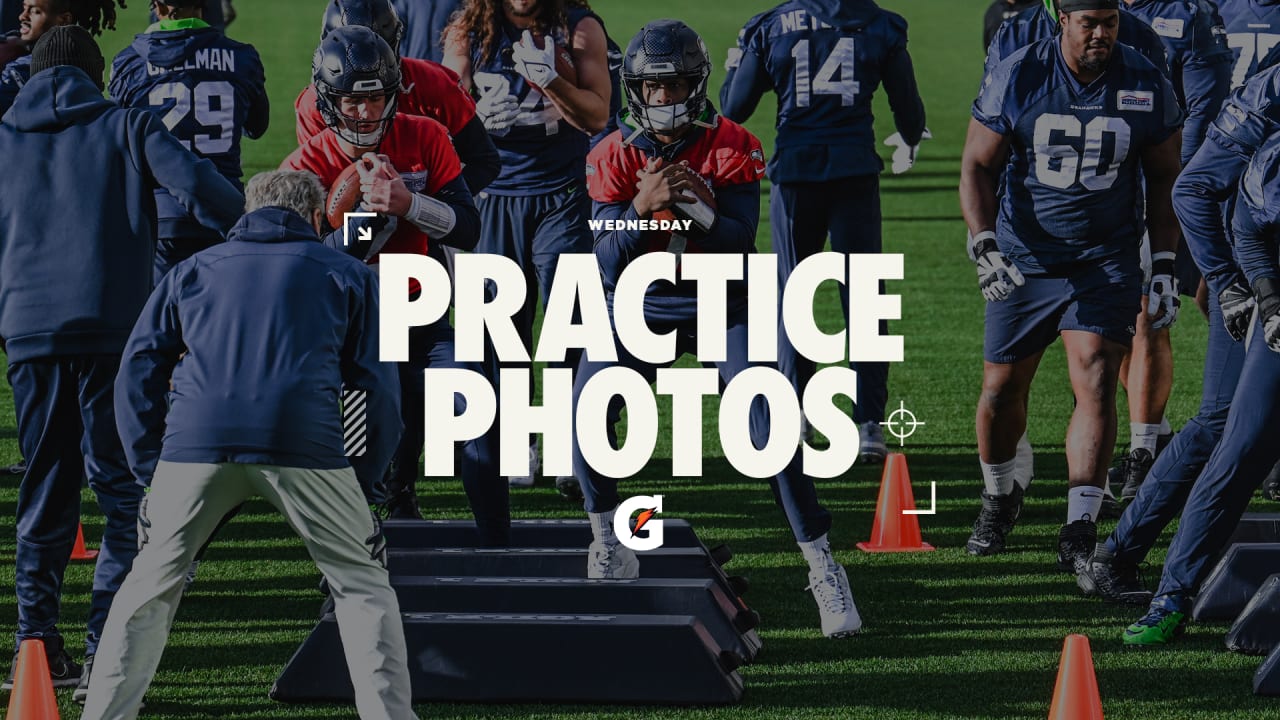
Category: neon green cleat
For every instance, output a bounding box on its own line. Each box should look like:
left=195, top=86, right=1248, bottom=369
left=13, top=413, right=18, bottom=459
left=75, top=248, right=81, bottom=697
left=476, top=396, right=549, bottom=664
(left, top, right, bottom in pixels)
left=1123, top=608, right=1187, bottom=647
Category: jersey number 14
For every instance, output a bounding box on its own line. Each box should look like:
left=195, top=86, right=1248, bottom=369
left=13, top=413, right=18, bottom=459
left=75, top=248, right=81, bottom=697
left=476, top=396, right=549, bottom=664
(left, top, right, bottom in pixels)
left=791, top=38, right=860, bottom=107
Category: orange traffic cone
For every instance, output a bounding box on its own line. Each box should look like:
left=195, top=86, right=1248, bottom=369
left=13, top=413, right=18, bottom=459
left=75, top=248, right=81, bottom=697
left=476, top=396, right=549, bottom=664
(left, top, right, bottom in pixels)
left=5, top=639, right=61, bottom=720
left=1048, top=634, right=1104, bottom=720
left=856, top=453, right=935, bottom=552
left=70, top=523, right=98, bottom=561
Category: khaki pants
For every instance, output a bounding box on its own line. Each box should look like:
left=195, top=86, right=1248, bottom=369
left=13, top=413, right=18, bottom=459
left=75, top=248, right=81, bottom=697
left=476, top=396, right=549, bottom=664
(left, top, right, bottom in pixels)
left=80, top=461, right=416, bottom=720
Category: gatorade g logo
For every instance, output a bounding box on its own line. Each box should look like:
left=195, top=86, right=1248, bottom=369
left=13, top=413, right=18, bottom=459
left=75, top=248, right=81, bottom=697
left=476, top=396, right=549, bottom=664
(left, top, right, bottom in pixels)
left=614, top=495, right=663, bottom=551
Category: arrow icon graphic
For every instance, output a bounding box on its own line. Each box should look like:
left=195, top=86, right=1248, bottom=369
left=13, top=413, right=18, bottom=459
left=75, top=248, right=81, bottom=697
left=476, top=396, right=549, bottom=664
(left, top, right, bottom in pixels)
left=358, top=226, right=372, bottom=243
left=342, top=212, right=378, bottom=247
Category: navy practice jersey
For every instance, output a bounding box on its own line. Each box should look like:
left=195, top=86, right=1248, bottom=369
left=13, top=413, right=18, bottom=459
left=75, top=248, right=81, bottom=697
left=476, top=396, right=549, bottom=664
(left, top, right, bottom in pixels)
left=1217, top=0, right=1280, bottom=85
left=110, top=20, right=268, bottom=238
left=720, top=0, right=925, bottom=183
left=1122, top=0, right=1231, bottom=164
left=469, top=6, right=601, bottom=195
left=1233, top=129, right=1280, bottom=283
left=984, top=4, right=1171, bottom=78
left=985, top=0, right=1042, bottom=50
left=974, top=38, right=1183, bottom=272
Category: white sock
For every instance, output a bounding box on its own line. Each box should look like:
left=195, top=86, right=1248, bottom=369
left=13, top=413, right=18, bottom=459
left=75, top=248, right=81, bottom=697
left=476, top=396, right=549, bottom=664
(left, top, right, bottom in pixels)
left=1067, top=486, right=1105, bottom=524
left=1130, top=422, right=1161, bottom=454
left=1159, top=416, right=1171, bottom=435
left=588, top=508, right=617, bottom=544
left=980, top=458, right=1018, bottom=496
left=798, top=534, right=835, bottom=573
left=1014, top=433, right=1034, bottom=490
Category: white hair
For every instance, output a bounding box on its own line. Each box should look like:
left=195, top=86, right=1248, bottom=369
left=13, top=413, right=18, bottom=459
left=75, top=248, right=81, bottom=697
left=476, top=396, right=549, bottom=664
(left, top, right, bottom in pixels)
left=244, top=170, right=325, bottom=218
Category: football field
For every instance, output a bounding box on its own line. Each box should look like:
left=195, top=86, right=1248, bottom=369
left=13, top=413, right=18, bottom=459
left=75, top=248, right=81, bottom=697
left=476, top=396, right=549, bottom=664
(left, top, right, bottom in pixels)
left=5, top=0, right=1280, bottom=717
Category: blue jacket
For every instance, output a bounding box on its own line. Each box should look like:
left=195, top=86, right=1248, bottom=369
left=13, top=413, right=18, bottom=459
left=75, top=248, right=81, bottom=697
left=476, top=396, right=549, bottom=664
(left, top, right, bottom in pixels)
left=115, top=207, right=402, bottom=498
left=0, top=67, right=242, bottom=362
left=1232, top=130, right=1280, bottom=283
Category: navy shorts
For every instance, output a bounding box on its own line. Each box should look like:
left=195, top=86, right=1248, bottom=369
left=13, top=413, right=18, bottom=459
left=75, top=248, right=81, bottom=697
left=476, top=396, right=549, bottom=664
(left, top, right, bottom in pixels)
left=984, top=257, right=1142, bottom=364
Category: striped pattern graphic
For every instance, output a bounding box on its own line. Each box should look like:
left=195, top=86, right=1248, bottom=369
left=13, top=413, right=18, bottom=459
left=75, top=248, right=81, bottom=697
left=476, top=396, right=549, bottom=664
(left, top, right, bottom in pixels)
left=343, top=389, right=367, bottom=457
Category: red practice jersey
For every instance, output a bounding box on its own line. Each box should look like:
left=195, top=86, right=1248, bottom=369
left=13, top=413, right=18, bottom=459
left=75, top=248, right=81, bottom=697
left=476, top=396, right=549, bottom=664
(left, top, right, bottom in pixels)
left=295, top=57, right=476, bottom=145
left=585, top=117, right=766, bottom=253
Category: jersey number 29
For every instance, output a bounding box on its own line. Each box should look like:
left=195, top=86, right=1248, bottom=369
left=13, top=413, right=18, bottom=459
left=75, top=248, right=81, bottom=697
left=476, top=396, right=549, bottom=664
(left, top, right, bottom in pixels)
left=1033, top=114, right=1132, bottom=191
left=791, top=38, right=860, bottom=107
left=149, top=80, right=236, bottom=155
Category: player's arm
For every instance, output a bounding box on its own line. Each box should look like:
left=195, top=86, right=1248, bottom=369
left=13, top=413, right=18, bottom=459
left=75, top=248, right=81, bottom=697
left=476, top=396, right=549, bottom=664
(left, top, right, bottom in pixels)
left=1173, top=133, right=1251, bottom=297
left=959, top=119, right=1008, bottom=239
left=452, top=114, right=501, bottom=192
left=690, top=181, right=759, bottom=253
left=115, top=272, right=186, bottom=488
left=441, top=25, right=474, bottom=91
left=529, top=17, right=611, bottom=134
left=592, top=199, right=648, bottom=288
left=883, top=23, right=926, bottom=146
left=720, top=30, right=770, bottom=123
left=1178, top=11, right=1232, bottom=164
left=361, top=154, right=482, bottom=251
left=1142, top=128, right=1185, bottom=328
left=1231, top=195, right=1280, bottom=350
left=243, top=52, right=271, bottom=140
left=340, top=267, right=403, bottom=505
left=136, top=112, right=245, bottom=234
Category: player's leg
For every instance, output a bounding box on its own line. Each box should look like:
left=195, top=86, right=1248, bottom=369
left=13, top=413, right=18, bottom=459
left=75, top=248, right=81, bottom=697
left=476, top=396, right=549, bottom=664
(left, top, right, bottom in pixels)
left=1083, top=292, right=1245, bottom=604
left=720, top=312, right=858, bottom=637
left=968, top=275, right=1062, bottom=556
left=572, top=335, right=659, bottom=579
left=827, top=173, right=889, bottom=463
left=1119, top=295, right=1172, bottom=499
left=385, top=350, right=426, bottom=519
left=772, top=181, right=831, bottom=442
left=1125, top=330, right=1280, bottom=646
left=531, top=182, right=594, bottom=500
left=250, top=465, right=417, bottom=719
left=420, top=321, right=510, bottom=547
left=76, top=356, right=145, bottom=669
left=80, top=461, right=251, bottom=717
left=6, top=358, right=87, bottom=688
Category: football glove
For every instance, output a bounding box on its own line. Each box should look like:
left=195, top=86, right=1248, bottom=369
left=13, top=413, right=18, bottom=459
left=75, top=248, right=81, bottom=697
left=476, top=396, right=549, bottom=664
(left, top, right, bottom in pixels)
left=512, top=30, right=559, bottom=89
left=884, top=128, right=932, bottom=174
left=1255, top=277, right=1280, bottom=353
left=1148, top=252, right=1180, bottom=330
left=1219, top=280, right=1256, bottom=342
left=968, top=230, right=1025, bottom=302
left=476, top=92, right=520, bottom=133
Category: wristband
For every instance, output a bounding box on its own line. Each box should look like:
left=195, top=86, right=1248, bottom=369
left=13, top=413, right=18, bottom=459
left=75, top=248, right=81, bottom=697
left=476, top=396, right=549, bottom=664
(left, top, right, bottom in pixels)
left=407, top=192, right=457, bottom=237
left=967, top=230, right=997, bottom=262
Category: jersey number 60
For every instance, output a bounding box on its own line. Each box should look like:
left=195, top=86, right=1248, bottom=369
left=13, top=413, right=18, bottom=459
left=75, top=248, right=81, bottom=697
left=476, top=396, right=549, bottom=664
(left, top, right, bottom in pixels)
left=1033, top=113, right=1131, bottom=191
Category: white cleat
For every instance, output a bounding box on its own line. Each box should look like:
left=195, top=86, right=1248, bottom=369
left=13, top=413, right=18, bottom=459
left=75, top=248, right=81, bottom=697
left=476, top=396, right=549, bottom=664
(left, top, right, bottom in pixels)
left=508, top=443, right=541, bottom=488
left=807, top=563, right=862, bottom=638
left=587, top=540, right=639, bottom=579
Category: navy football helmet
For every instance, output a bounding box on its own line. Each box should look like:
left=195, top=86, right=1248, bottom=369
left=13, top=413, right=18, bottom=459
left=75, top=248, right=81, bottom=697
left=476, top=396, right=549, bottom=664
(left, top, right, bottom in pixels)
left=321, top=0, right=404, bottom=53
left=313, top=25, right=402, bottom=146
left=622, top=19, right=711, bottom=135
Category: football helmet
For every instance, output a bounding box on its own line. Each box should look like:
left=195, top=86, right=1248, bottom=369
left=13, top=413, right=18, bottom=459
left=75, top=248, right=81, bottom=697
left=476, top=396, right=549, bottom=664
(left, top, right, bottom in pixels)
left=622, top=19, right=711, bottom=135
left=313, top=25, right=402, bottom=146
left=321, top=0, right=404, bottom=53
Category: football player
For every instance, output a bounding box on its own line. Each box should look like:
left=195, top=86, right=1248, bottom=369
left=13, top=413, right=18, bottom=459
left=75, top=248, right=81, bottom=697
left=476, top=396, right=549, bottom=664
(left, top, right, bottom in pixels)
left=959, top=0, right=1183, bottom=571
left=1121, top=132, right=1280, bottom=645
left=147, top=0, right=230, bottom=30
left=297, top=0, right=500, bottom=196
left=578, top=20, right=860, bottom=639
left=0, top=0, right=126, bottom=114
left=987, top=0, right=1170, bottom=72
left=110, top=0, right=268, bottom=281
left=1210, top=0, right=1280, bottom=87
left=720, top=0, right=925, bottom=465
left=442, top=0, right=611, bottom=497
left=986, top=0, right=1043, bottom=49
left=283, top=25, right=510, bottom=544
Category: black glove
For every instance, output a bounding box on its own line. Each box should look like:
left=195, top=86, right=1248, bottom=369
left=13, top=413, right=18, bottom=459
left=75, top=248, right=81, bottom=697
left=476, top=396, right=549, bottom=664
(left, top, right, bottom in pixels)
left=1219, top=281, right=1256, bottom=342
left=367, top=505, right=388, bottom=567
left=1254, top=277, right=1280, bottom=353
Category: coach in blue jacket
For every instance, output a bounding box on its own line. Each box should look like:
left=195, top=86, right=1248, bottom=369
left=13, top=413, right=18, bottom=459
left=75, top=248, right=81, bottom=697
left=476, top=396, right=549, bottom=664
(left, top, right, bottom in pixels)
left=0, top=26, right=242, bottom=690
left=82, top=169, right=412, bottom=718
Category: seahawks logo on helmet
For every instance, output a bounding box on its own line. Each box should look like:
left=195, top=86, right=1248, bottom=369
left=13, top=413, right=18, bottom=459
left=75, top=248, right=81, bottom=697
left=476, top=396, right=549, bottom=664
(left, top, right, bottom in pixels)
left=322, top=0, right=404, bottom=53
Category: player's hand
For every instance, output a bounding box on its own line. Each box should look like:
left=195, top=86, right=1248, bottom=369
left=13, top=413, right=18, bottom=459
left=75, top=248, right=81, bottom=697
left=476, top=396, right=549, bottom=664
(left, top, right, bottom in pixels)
left=1255, top=277, right=1280, bottom=353
left=366, top=506, right=388, bottom=568
left=476, top=92, right=520, bottom=133
left=633, top=158, right=696, bottom=217
left=884, top=127, right=933, bottom=174
left=1219, top=280, right=1256, bottom=342
left=512, top=30, right=559, bottom=88
left=359, top=153, right=412, bottom=217
left=968, top=230, right=1025, bottom=302
left=1148, top=253, right=1180, bottom=330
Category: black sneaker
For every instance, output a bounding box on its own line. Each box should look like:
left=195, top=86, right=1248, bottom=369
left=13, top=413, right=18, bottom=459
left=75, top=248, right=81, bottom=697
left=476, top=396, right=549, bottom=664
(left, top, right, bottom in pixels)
left=1056, top=520, right=1098, bottom=574
left=2, top=638, right=82, bottom=690
left=556, top=476, right=584, bottom=502
left=383, top=487, right=423, bottom=520
left=73, top=653, right=93, bottom=703
left=1077, top=544, right=1153, bottom=605
left=1120, top=448, right=1155, bottom=501
left=965, top=484, right=1024, bottom=556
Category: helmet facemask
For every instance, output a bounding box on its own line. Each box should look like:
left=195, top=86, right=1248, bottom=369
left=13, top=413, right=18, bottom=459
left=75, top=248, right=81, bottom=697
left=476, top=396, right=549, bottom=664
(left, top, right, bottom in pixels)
left=312, top=25, right=403, bottom=148
left=622, top=20, right=712, bottom=138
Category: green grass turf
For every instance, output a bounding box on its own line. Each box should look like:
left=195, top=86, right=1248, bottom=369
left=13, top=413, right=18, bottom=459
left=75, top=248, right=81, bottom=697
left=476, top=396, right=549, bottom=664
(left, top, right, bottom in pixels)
left=2, top=0, right=1278, bottom=717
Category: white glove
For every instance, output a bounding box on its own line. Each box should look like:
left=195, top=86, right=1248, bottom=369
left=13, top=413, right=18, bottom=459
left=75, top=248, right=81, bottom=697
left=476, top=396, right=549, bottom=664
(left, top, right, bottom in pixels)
left=476, top=92, right=520, bottom=133
left=884, top=127, right=932, bottom=174
left=512, top=29, right=559, bottom=88
left=968, top=230, right=1025, bottom=302
left=1148, top=252, right=1180, bottom=330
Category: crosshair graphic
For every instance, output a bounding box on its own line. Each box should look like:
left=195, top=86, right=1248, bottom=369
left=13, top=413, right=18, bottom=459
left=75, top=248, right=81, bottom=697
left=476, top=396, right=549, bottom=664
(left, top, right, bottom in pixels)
left=881, top=401, right=925, bottom=447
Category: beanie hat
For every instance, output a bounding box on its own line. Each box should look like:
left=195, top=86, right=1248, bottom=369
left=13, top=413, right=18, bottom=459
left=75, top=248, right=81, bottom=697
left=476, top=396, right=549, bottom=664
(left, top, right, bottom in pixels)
left=30, top=25, right=105, bottom=90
